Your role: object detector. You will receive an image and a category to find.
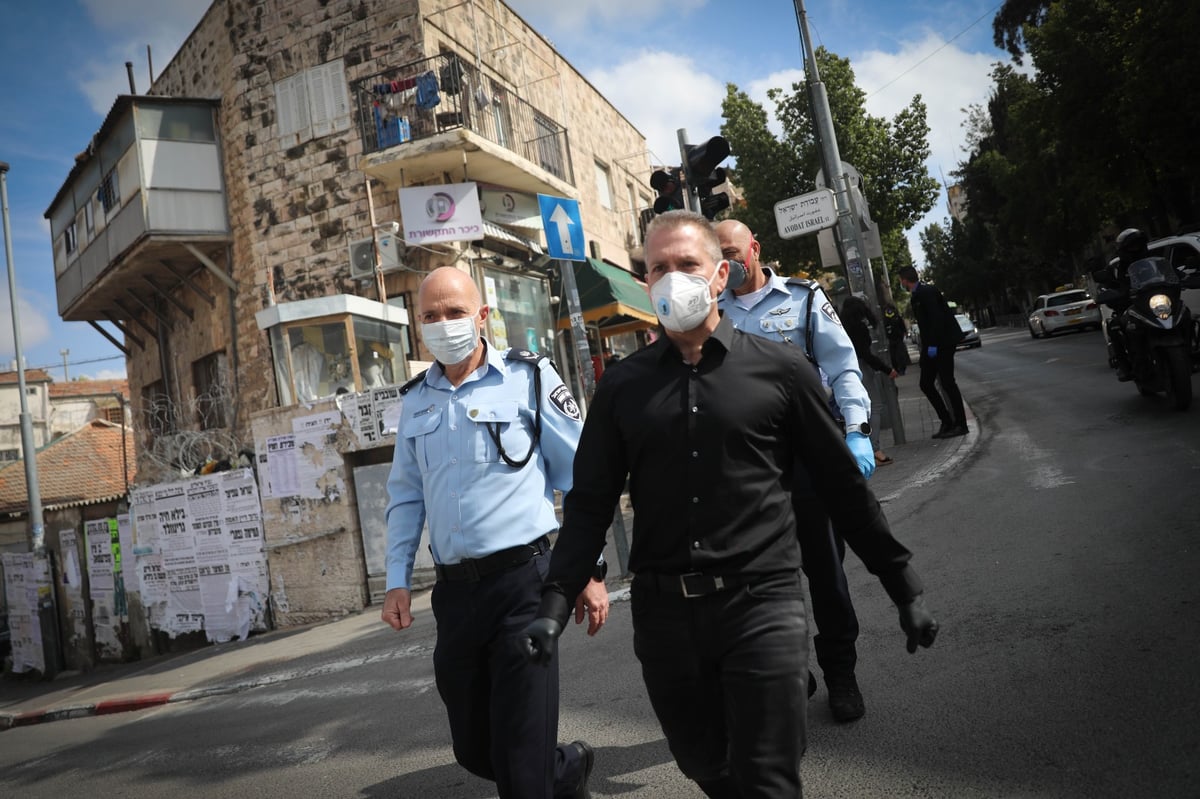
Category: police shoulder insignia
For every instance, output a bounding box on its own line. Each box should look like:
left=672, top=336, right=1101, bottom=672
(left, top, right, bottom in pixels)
left=821, top=301, right=842, bottom=326
left=549, top=384, right=582, bottom=421
left=785, top=277, right=816, bottom=289
left=506, top=348, right=546, bottom=365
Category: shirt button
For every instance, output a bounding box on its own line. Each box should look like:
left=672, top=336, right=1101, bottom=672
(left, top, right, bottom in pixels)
left=451, top=394, right=458, bottom=400
left=691, top=406, right=698, bottom=413
left=691, top=451, right=698, bottom=458
left=450, top=425, right=457, bottom=430
left=692, top=540, right=701, bottom=549
left=450, top=458, right=457, bottom=464
left=692, top=497, right=699, bottom=504
left=691, top=367, right=698, bottom=374
left=452, top=525, right=459, bottom=532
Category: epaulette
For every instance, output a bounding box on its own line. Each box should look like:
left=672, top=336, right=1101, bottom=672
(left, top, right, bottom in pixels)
left=506, top=348, right=556, bottom=371
left=398, top=369, right=429, bottom=396
left=785, top=277, right=817, bottom=289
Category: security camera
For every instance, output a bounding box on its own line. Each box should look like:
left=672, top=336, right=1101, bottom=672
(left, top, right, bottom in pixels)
left=374, top=220, right=401, bottom=235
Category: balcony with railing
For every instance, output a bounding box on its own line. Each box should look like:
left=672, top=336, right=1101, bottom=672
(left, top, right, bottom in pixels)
left=353, top=52, right=575, bottom=197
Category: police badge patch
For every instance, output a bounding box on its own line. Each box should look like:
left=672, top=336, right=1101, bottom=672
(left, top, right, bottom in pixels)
left=821, top=301, right=842, bottom=326
left=549, top=384, right=582, bottom=420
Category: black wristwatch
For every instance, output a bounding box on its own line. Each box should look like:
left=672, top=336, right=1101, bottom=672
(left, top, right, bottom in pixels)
left=592, top=556, right=608, bottom=582
left=845, top=422, right=872, bottom=437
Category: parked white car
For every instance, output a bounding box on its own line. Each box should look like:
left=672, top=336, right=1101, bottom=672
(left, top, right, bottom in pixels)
left=1028, top=288, right=1102, bottom=338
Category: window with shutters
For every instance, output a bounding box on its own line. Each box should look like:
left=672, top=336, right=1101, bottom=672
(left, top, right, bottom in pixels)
left=274, top=58, right=351, bottom=143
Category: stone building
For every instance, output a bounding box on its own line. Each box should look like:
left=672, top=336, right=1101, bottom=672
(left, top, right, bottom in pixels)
left=42, top=0, right=655, bottom=637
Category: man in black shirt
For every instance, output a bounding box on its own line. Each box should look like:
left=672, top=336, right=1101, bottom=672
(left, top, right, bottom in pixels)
left=520, top=211, right=938, bottom=797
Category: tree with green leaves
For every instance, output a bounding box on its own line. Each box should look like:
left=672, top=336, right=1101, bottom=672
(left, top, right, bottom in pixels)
left=719, top=47, right=940, bottom=283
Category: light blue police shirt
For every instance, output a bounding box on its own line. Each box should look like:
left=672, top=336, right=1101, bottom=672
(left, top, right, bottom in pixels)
left=718, top=268, right=870, bottom=427
left=384, top=341, right=582, bottom=591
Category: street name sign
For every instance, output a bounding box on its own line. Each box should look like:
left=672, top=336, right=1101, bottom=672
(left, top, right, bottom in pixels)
left=774, top=189, right=837, bottom=239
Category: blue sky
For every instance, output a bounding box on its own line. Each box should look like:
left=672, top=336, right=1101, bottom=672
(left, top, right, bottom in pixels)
left=0, top=0, right=1012, bottom=380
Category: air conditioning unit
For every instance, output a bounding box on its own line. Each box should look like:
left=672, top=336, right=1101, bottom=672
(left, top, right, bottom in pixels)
left=377, top=233, right=403, bottom=270
left=349, top=233, right=405, bottom=280
left=349, top=237, right=376, bottom=279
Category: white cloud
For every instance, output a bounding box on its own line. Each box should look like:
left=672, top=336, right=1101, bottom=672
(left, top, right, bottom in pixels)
left=82, top=368, right=129, bottom=381
left=512, top=0, right=705, bottom=32
left=76, top=0, right=206, bottom=115
left=0, top=295, right=53, bottom=358
left=720, top=36, right=997, bottom=264
left=588, top=50, right=726, bottom=168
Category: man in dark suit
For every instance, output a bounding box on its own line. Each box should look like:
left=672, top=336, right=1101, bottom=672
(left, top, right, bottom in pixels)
left=898, top=266, right=967, bottom=438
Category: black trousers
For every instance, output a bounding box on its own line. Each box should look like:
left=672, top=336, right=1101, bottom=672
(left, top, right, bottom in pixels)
left=795, top=477, right=859, bottom=677
left=631, top=570, right=808, bottom=798
left=918, top=349, right=965, bottom=427
left=430, top=551, right=586, bottom=799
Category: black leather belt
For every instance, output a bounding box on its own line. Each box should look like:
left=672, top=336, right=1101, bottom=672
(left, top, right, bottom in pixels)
left=435, top=535, right=550, bottom=583
left=641, top=571, right=758, bottom=598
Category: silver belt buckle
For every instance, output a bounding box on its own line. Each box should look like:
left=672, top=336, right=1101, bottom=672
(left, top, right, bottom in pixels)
left=680, top=572, right=724, bottom=598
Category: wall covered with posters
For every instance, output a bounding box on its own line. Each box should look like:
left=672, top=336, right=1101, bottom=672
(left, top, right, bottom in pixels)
left=128, top=468, right=269, bottom=642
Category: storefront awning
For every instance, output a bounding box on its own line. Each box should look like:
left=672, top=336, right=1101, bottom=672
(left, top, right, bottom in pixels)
left=555, top=258, right=656, bottom=336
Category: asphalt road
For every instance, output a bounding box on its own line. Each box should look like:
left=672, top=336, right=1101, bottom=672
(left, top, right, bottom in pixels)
left=2, top=324, right=1198, bottom=797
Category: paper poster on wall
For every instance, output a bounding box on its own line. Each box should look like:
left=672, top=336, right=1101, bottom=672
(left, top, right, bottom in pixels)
left=85, top=519, right=115, bottom=594
left=265, top=434, right=300, bottom=497
left=59, top=528, right=82, bottom=588
left=0, top=552, right=46, bottom=673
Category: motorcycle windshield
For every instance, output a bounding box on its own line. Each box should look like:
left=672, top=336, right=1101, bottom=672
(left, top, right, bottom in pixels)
left=1127, top=257, right=1178, bottom=291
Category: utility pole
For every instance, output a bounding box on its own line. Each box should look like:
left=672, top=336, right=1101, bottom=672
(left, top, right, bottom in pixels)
left=60, top=348, right=70, bottom=382
left=794, top=0, right=905, bottom=444
left=1, top=161, right=46, bottom=551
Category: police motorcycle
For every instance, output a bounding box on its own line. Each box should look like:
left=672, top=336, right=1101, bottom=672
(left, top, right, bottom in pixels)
left=1092, top=254, right=1194, bottom=411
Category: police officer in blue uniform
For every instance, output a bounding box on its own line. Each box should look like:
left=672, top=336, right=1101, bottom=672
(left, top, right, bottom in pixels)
left=382, top=266, right=608, bottom=799
left=715, top=219, right=874, bottom=722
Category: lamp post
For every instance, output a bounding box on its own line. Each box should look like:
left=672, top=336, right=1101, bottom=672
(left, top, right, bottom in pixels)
left=0, top=161, right=46, bottom=552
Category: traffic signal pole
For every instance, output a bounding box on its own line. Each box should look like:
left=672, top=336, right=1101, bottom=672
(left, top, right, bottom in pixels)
left=794, top=0, right=905, bottom=444
left=676, top=128, right=701, bottom=214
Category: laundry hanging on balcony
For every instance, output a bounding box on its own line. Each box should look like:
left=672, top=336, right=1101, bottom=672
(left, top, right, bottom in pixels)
left=414, top=71, right=441, bottom=110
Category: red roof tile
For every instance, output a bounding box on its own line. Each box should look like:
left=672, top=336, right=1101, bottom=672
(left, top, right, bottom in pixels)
left=48, top=379, right=129, bottom=400
left=0, top=420, right=137, bottom=515
left=0, top=369, right=53, bottom=385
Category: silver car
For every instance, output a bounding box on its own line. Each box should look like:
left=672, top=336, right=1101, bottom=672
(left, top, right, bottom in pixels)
left=1028, top=289, right=1102, bottom=338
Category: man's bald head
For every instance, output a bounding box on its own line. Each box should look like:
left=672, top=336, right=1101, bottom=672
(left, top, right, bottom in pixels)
left=418, top=266, right=482, bottom=314
left=715, top=219, right=763, bottom=295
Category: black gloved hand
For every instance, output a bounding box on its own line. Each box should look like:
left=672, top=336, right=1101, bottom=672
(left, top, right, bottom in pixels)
left=520, top=617, right=563, bottom=665
left=898, top=595, right=939, bottom=653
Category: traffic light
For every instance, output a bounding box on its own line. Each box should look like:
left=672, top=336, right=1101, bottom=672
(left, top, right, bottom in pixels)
left=683, top=135, right=731, bottom=220
left=650, top=167, right=685, bottom=214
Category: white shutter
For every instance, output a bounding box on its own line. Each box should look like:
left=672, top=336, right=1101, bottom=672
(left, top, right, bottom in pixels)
left=307, top=60, right=351, bottom=138
left=309, top=64, right=332, bottom=138
left=275, top=73, right=312, bottom=141
left=326, top=58, right=352, bottom=133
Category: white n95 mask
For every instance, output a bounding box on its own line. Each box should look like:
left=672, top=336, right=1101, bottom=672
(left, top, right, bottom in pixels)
left=650, top=265, right=720, bottom=333
left=421, top=317, right=479, bottom=365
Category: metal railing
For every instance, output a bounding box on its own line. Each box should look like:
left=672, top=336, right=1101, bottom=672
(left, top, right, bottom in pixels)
left=352, top=52, right=574, bottom=185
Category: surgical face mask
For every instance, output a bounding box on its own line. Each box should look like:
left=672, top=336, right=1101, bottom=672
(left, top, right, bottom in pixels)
left=421, top=316, right=479, bottom=365
left=650, top=265, right=720, bottom=333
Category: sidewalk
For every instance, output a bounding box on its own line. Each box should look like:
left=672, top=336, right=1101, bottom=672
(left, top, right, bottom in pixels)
left=1, top=365, right=978, bottom=731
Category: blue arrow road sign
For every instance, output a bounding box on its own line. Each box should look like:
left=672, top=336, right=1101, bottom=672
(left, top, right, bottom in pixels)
left=538, top=194, right=586, bottom=262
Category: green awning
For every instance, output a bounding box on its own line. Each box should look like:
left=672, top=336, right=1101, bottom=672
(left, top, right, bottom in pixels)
left=555, top=258, right=656, bottom=335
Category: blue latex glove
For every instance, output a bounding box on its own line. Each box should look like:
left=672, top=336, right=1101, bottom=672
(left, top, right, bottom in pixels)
left=846, top=431, right=875, bottom=478
left=926, top=345, right=938, bottom=358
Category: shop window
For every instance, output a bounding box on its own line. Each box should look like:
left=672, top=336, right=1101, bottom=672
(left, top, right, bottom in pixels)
left=481, top=267, right=555, bottom=355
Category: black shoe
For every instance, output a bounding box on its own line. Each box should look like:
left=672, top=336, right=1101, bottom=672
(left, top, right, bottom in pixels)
left=1116, top=366, right=1133, bottom=382
left=826, top=673, right=866, bottom=723
left=808, top=670, right=817, bottom=698
left=569, top=740, right=594, bottom=799
left=943, top=424, right=968, bottom=437
left=932, top=421, right=954, bottom=439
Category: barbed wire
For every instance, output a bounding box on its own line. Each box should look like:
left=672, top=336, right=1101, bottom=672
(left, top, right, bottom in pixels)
left=134, top=367, right=252, bottom=484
